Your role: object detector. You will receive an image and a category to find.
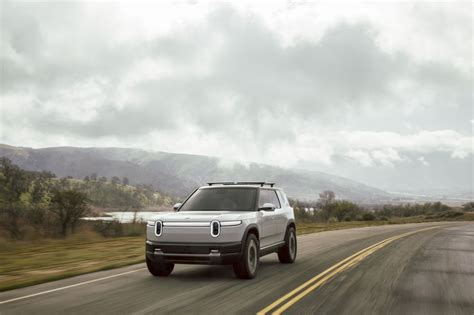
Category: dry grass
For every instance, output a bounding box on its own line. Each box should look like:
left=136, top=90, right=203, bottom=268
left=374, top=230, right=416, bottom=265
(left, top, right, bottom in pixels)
left=0, top=235, right=145, bottom=292
left=296, top=220, right=389, bottom=235
left=297, top=212, right=474, bottom=235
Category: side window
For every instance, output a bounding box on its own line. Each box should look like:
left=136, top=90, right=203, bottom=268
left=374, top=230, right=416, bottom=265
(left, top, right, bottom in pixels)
left=277, top=191, right=289, bottom=207
left=258, top=189, right=281, bottom=208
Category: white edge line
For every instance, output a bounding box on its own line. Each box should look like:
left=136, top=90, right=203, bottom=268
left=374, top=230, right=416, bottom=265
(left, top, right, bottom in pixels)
left=0, top=267, right=147, bottom=305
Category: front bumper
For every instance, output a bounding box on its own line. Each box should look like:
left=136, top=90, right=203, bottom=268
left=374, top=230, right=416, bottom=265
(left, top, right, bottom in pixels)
left=145, top=240, right=242, bottom=265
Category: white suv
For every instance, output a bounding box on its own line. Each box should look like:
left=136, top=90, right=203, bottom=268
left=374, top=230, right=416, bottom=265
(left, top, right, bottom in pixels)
left=145, top=182, right=297, bottom=279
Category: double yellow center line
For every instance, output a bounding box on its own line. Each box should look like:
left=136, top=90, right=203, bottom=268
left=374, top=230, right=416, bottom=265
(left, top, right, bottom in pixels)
left=257, top=226, right=441, bottom=315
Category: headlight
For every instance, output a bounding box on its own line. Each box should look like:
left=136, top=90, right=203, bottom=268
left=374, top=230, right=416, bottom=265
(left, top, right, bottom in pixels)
left=147, top=220, right=155, bottom=226
left=211, top=220, right=220, bottom=237
left=221, top=220, right=242, bottom=227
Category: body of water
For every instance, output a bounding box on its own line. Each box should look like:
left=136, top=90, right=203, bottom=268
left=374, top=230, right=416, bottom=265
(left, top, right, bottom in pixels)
left=82, top=211, right=167, bottom=223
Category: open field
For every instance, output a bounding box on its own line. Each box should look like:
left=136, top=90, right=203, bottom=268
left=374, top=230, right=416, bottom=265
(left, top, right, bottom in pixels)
left=0, top=236, right=145, bottom=292
left=1, top=213, right=472, bottom=292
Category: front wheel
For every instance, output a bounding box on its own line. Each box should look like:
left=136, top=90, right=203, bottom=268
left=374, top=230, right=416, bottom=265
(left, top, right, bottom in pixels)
left=146, top=256, right=174, bottom=277
left=278, top=227, right=297, bottom=263
left=233, top=234, right=259, bottom=279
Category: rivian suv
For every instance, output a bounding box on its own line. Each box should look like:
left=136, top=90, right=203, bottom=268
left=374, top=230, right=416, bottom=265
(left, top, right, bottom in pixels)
left=145, top=182, right=296, bottom=279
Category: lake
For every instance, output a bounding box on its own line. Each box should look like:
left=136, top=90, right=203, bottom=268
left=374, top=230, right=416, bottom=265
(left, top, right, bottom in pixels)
left=82, top=211, right=167, bottom=223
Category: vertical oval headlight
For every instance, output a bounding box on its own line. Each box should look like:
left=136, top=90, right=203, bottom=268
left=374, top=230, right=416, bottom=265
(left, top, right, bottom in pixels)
left=210, top=220, right=220, bottom=237
left=155, top=220, right=163, bottom=237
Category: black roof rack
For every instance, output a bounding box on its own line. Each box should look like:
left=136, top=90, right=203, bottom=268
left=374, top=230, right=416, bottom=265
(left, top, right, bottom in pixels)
left=207, top=181, right=275, bottom=187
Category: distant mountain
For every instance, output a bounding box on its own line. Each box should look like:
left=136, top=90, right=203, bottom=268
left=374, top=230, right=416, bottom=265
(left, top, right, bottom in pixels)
left=0, top=144, right=388, bottom=202
left=297, top=151, right=473, bottom=199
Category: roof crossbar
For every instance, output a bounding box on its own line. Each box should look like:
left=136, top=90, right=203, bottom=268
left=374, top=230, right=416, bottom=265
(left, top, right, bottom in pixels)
left=207, top=181, right=275, bottom=187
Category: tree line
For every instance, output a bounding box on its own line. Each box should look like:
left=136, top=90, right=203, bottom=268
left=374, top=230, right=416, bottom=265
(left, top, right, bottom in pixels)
left=0, top=158, right=172, bottom=240
left=292, top=190, right=469, bottom=223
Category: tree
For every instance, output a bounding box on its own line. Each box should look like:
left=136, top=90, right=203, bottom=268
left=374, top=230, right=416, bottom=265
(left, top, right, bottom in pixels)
left=90, top=173, right=97, bottom=181
left=430, top=201, right=450, bottom=213
left=28, top=171, right=55, bottom=233
left=49, top=189, right=89, bottom=237
left=318, top=190, right=336, bottom=222
left=319, top=190, right=335, bottom=208
left=362, top=212, right=376, bottom=221
left=463, top=202, right=474, bottom=212
left=0, top=158, right=31, bottom=239
left=98, top=176, right=107, bottom=183
left=122, top=177, right=129, bottom=186
left=111, top=176, right=121, bottom=185
left=59, top=177, right=71, bottom=189
left=83, top=176, right=90, bottom=181
left=331, top=200, right=361, bottom=222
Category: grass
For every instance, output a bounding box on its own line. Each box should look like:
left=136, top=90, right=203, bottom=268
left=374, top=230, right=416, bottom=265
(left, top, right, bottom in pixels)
left=1, top=212, right=473, bottom=292
left=0, top=235, right=145, bottom=292
left=297, top=220, right=392, bottom=235
left=297, top=212, right=474, bottom=235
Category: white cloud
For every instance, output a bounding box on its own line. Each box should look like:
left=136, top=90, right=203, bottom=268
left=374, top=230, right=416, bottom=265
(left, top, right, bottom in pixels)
left=418, top=156, right=429, bottom=167
left=347, top=150, right=374, bottom=167
left=0, top=0, right=472, bottom=178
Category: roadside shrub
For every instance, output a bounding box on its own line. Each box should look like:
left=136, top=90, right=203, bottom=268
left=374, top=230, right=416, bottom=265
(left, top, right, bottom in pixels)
left=327, top=217, right=338, bottom=223
left=122, top=222, right=146, bottom=236
left=92, top=220, right=123, bottom=237
left=462, top=202, right=474, bottom=212
left=425, top=210, right=463, bottom=219
left=91, top=221, right=145, bottom=237
left=362, top=212, right=376, bottom=221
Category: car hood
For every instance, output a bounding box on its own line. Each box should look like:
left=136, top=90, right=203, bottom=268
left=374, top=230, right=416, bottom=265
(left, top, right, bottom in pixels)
left=154, top=211, right=255, bottom=222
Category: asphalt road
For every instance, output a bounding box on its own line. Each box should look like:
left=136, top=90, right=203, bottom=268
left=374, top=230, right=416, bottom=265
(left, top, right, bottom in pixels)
left=0, top=222, right=473, bottom=314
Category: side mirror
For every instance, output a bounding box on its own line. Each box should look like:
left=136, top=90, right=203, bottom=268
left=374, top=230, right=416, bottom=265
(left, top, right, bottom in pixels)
left=259, top=203, right=276, bottom=211
left=173, top=203, right=182, bottom=211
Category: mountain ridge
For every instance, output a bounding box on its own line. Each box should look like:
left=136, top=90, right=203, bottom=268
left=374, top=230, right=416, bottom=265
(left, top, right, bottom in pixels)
left=0, top=144, right=388, bottom=202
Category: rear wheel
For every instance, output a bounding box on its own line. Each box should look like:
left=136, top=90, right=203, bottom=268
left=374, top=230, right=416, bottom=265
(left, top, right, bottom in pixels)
left=233, top=234, right=259, bottom=279
left=278, top=227, right=297, bottom=263
left=146, top=256, right=174, bottom=277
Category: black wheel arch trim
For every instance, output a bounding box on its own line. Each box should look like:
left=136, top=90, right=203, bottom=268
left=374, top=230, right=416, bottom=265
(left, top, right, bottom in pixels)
left=241, top=223, right=259, bottom=242
left=287, top=220, right=296, bottom=231
left=284, top=220, right=296, bottom=240
left=240, top=223, right=259, bottom=256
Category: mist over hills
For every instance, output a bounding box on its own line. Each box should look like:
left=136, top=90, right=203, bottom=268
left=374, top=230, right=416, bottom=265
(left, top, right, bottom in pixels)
left=0, top=144, right=388, bottom=202
left=297, top=152, right=472, bottom=198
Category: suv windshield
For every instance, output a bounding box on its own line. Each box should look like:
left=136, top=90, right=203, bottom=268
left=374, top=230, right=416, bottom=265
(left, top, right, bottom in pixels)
left=179, top=188, right=257, bottom=211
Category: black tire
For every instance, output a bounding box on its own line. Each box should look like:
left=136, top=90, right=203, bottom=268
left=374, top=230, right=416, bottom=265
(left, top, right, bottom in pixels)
left=233, top=234, right=259, bottom=279
left=278, top=226, right=297, bottom=263
left=146, top=256, right=174, bottom=277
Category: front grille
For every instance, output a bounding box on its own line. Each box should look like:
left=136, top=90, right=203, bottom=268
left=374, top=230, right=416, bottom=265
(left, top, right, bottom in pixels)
left=161, top=245, right=211, bottom=254
left=164, top=255, right=212, bottom=263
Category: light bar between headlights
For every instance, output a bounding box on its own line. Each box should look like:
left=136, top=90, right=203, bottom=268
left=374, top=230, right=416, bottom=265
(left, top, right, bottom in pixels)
left=220, top=220, right=242, bottom=227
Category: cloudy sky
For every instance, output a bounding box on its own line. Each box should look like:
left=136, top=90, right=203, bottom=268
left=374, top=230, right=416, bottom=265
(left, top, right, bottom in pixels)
left=0, top=1, right=472, bottom=192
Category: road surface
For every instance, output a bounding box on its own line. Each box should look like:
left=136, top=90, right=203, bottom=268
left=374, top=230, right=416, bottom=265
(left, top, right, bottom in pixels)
left=1, top=222, right=473, bottom=314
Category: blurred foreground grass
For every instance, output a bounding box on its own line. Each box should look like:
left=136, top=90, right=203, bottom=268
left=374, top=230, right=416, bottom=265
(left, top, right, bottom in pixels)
left=0, top=235, right=145, bottom=292
left=1, top=212, right=472, bottom=292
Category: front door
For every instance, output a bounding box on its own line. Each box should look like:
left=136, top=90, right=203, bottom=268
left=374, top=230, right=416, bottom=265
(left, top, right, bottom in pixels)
left=274, top=190, right=289, bottom=242
left=257, top=189, right=280, bottom=247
